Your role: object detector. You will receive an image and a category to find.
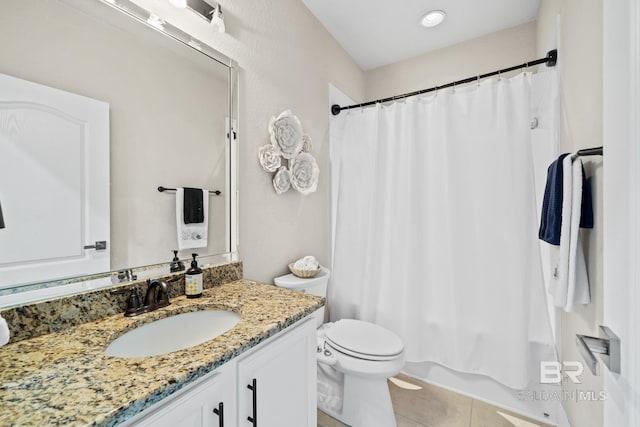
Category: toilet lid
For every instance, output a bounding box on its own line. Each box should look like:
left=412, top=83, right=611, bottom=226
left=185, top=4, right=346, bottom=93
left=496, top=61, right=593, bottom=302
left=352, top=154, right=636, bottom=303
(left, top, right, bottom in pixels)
left=324, top=319, right=404, bottom=361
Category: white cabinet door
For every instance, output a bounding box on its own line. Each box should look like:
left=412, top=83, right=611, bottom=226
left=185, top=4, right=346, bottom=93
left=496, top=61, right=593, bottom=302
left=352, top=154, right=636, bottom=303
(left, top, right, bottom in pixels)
left=129, top=366, right=235, bottom=427
left=237, top=318, right=317, bottom=427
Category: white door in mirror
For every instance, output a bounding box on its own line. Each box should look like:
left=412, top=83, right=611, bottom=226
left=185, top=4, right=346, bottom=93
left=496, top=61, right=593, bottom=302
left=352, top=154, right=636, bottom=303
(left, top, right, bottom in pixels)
left=0, top=72, right=110, bottom=289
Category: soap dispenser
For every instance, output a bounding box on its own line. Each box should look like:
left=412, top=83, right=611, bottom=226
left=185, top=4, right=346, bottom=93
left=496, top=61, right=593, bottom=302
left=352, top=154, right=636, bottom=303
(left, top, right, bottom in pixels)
left=185, top=253, right=203, bottom=298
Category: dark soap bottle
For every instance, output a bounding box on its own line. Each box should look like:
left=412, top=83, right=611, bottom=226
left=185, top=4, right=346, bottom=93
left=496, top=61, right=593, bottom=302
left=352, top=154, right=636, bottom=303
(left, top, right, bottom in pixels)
left=185, top=253, right=203, bottom=298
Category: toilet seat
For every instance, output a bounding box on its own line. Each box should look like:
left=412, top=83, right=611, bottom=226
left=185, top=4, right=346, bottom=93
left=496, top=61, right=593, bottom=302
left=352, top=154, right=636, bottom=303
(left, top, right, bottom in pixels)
left=324, top=319, right=404, bottom=361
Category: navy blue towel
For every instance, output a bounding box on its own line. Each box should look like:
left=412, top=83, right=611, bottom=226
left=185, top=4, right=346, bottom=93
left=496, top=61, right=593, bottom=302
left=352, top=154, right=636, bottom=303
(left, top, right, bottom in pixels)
left=581, top=174, right=594, bottom=229
left=183, top=187, right=204, bottom=224
left=539, top=154, right=594, bottom=245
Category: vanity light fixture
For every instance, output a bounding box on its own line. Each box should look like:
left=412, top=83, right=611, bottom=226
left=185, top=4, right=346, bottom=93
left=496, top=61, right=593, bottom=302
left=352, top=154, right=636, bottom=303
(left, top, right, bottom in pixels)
left=420, top=10, right=446, bottom=28
left=168, top=0, right=225, bottom=33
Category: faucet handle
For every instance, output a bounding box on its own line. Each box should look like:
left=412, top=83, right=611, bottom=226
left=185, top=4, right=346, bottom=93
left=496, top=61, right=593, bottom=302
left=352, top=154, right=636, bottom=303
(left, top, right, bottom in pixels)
left=111, top=287, right=143, bottom=316
left=125, top=289, right=142, bottom=316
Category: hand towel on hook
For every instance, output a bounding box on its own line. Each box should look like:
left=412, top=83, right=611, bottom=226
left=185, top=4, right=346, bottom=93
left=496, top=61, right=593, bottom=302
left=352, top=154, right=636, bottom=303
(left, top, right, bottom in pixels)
left=176, top=187, right=208, bottom=250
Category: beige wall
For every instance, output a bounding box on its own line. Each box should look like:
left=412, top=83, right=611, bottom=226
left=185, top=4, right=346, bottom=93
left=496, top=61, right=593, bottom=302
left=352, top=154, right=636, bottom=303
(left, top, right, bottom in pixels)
left=537, top=1, right=604, bottom=426
left=365, top=22, right=537, bottom=101
left=131, top=0, right=365, bottom=283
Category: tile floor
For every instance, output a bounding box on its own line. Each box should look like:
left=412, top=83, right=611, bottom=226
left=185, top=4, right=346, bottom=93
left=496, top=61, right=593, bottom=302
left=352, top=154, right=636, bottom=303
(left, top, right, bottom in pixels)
left=317, top=374, right=556, bottom=427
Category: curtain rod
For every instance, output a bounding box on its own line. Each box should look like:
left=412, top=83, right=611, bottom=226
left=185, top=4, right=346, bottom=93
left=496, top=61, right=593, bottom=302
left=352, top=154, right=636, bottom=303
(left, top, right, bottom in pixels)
left=331, top=49, right=558, bottom=116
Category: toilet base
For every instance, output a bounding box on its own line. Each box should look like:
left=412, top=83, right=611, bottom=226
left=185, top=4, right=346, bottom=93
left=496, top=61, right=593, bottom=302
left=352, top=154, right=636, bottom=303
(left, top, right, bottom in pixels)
left=319, top=366, right=397, bottom=427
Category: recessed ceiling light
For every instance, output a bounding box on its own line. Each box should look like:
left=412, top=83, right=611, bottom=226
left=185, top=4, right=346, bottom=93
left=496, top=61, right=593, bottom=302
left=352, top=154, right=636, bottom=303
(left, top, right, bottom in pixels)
left=421, top=10, right=446, bottom=28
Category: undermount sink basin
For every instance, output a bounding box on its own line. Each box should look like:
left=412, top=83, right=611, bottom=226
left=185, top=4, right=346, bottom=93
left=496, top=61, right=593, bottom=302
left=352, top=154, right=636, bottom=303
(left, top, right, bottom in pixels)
left=105, top=310, right=240, bottom=358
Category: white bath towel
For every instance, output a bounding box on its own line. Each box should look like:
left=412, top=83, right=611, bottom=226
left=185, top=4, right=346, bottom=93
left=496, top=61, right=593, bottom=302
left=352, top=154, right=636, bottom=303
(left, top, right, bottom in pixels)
left=548, top=155, right=590, bottom=311
left=176, top=188, right=208, bottom=250
left=0, top=314, right=10, bottom=347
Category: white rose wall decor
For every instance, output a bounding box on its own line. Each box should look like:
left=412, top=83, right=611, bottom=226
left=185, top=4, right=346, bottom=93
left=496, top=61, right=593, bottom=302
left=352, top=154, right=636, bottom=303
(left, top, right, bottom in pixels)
left=259, top=110, right=319, bottom=195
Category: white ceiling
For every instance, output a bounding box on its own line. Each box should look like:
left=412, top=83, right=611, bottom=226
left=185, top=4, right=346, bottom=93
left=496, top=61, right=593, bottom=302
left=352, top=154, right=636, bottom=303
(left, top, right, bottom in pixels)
left=302, top=0, right=541, bottom=71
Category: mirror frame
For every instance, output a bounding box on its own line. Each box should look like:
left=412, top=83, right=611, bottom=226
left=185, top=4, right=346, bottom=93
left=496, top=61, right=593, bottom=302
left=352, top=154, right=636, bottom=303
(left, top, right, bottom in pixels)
left=0, top=0, right=238, bottom=307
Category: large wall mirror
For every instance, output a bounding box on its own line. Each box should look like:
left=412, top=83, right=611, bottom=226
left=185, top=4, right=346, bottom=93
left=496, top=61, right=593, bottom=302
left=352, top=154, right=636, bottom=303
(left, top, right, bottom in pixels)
left=0, top=0, right=238, bottom=305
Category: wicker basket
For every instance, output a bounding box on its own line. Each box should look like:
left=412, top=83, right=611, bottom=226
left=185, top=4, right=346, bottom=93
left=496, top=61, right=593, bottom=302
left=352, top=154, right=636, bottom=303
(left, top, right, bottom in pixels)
left=288, top=263, right=321, bottom=278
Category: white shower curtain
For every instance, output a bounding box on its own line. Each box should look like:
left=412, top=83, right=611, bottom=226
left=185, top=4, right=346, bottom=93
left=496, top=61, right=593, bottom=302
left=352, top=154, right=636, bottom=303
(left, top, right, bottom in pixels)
left=330, top=72, right=556, bottom=390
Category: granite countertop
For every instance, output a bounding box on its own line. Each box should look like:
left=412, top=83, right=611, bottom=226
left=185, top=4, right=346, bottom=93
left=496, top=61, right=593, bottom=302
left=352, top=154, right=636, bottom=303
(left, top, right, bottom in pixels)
left=0, top=279, right=324, bottom=426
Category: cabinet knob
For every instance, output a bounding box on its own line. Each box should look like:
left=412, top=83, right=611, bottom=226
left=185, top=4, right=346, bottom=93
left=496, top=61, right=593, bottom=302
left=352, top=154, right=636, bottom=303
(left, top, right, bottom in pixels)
left=212, top=401, right=224, bottom=427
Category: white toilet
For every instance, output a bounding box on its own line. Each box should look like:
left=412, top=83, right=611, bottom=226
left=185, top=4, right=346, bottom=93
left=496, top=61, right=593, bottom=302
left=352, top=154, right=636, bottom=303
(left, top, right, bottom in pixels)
left=274, top=267, right=405, bottom=427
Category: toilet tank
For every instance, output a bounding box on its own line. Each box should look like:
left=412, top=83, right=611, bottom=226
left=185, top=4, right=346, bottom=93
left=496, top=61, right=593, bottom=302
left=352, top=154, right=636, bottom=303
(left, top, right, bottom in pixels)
left=274, top=267, right=330, bottom=327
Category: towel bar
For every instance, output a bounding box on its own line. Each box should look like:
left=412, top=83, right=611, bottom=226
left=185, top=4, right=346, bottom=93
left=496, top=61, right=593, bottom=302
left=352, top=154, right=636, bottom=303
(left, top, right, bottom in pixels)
left=576, top=146, right=603, bottom=156
left=158, top=186, right=222, bottom=196
left=576, top=326, right=620, bottom=375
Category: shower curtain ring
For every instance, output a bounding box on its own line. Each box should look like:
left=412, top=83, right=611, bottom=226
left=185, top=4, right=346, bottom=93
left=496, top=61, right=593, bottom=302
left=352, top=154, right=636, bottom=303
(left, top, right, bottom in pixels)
left=498, top=70, right=502, bottom=81
left=435, top=86, right=438, bottom=97
left=477, top=75, right=480, bottom=87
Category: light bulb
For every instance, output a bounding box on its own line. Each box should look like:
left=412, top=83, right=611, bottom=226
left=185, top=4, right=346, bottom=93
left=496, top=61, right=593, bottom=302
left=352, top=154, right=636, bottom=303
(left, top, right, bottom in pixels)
left=210, top=4, right=225, bottom=33
left=147, top=14, right=164, bottom=30
left=188, top=40, right=203, bottom=51
left=169, top=0, right=187, bottom=8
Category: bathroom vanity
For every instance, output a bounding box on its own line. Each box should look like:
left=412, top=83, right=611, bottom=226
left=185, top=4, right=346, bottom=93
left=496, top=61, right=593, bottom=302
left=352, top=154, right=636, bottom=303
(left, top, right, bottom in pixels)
left=0, top=277, right=323, bottom=426
left=123, top=316, right=316, bottom=427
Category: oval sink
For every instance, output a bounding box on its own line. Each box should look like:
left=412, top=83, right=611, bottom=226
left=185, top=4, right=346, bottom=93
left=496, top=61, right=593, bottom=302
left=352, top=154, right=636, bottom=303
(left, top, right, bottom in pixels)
left=105, top=310, right=240, bottom=358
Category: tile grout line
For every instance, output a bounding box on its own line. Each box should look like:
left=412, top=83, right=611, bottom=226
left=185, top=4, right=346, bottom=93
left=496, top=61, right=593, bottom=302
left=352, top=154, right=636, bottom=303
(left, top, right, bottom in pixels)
left=468, top=399, right=476, bottom=427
